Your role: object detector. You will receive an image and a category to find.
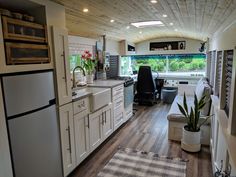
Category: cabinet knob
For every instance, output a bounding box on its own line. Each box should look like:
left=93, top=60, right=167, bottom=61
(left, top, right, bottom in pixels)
left=67, top=147, right=71, bottom=153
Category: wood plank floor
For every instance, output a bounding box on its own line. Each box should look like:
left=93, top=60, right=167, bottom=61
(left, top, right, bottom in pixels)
left=69, top=102, right=213, bottom=177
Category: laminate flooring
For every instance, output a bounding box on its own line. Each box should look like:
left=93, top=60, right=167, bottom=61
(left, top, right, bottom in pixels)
left=69, top=102, right=212, bottom=177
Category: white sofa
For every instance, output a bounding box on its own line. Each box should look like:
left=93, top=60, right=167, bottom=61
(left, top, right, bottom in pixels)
left=167, top=78, right=212, bottom=145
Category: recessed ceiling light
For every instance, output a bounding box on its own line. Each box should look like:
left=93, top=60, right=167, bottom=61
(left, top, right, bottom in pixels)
left=139, top=31, right=142, bottom=34
left=169, top=22, right=174, bottom=26
left=131, top=21, right=164, bottom=28
left=163, top=14, right=167, bottom=17
left=110, top=19, right=115, bottom=23
left=83, top=8, right=89, bottom=12
left=174, top=29, right=178, bottom=31
left=126, top=26, right=130, bottom=29
left=150, top=0, right=157, bottom=3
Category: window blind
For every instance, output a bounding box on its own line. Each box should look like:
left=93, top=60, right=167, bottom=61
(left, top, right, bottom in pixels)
left=210, top=51, right=216, bottom=87
left=224, top=50, right=233, bottom=117
left=215, top=51, right=222, bottom=96
left=206, top=51, right=212, bottom=80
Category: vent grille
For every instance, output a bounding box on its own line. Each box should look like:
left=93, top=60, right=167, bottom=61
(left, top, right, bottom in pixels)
left=224, top=50, right=233, bottom=117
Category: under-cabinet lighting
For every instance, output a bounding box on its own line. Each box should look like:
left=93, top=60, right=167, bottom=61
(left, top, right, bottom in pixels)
left=83, top=8, right=89, bottom=12
left=131, top=21, right=164, bottom=28
left=150, top=0, right=157, bottom=3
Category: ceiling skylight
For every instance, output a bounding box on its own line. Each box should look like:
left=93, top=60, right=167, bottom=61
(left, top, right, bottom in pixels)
left=131, top=21, right=164, bottom=28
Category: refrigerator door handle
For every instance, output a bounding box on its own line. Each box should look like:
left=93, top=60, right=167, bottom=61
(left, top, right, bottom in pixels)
left=7, top=100, right=56, bottom=120
left=49, top=98, right=56, bottom=105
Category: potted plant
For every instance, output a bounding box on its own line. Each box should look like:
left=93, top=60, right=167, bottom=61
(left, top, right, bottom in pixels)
left=177, top=93, right=211, bottom=152
left=81, top=50, right=97, bottom=84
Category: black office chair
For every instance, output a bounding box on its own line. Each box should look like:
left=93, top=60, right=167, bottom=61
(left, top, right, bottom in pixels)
left=136, top=66, right=157, bottom=105
left=155, top=78, right=164, bottom=99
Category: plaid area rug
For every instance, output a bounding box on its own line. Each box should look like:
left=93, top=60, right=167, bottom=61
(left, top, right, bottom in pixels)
left=97, top=148, right=187, bottom=177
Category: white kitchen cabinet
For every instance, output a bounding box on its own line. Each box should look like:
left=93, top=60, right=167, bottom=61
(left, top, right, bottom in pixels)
left=112, top=85, right=125, bottom=130
left=119, top=40, right=136, bottom=55
left=102, top=103, right=114, bottom=140
left=52, top=27, right=72, bottom=106
left=59, top=103, right=76, bottom=177
left=89, top=109, right=103, bottom=152
left=74, top=110, right=90, bottom=165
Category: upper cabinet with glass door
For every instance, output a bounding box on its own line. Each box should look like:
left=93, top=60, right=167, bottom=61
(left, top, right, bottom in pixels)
left=0, top=3, right=53, bottom=74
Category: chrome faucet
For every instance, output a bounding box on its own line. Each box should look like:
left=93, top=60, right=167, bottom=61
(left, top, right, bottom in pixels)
left=72, top=66, right=86, bottom=88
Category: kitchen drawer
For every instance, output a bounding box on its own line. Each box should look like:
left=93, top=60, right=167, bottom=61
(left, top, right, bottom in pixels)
left=113, top=92, right=124, bottom=101
left=114, top=112, right=124, bottom=127
left=113, top=97, right=123, bottom=109
left=112, top=85, right=124, bottom=97
left=73, top=97, right=89, bottom=115
left=114, top=104, right=123, bottom=117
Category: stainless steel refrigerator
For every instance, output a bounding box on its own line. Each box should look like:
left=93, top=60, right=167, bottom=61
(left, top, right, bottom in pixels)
left=2, top=71, right=63, bottom=177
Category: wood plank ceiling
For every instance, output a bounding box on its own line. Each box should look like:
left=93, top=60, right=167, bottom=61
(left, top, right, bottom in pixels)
left=50, top=0, right=236, bottom=43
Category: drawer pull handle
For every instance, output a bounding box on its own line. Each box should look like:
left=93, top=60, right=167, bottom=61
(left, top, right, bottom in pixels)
left=87, top=117, right=90, bottom=128
left=116, top=100, right=123, bottom=105
left=66, top=126, right=72, bottom=154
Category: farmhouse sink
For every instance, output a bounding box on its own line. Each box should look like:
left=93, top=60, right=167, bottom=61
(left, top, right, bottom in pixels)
left=72, top=87, right=111, bottom=112
left=88, top=87, right=111, bottom=112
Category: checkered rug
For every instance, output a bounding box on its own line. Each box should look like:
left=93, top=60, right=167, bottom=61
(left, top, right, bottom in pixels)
left=97, top=148, right=187, bottom=177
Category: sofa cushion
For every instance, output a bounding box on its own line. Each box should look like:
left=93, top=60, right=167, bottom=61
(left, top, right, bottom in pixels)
left=167, top=93, right=211, bottom=122
left=167, top=95, right=210, bottom=124
left=201, top=83, right=212, bottom=116
left=167, top=95, right=194, bottom=122
left=195, top=81, right=205, bottom=100
left=197, top=77, right=209, bottom=85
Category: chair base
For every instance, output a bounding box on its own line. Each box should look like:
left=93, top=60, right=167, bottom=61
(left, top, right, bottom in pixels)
left=137, top=92, right=157, bottom=105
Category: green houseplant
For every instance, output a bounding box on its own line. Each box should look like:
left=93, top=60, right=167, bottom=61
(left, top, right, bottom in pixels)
left=177, top=93, right=211, bottom=152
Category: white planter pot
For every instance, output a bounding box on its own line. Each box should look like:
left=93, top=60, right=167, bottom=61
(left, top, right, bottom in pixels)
left=181, top=126, right=201, bottom=152
left=86, top=74, right=94, bottom=84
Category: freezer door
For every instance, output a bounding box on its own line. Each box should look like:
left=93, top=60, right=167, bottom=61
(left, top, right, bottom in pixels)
left=2, top=71, right=55, bottom=117
left=8, top=105, right=63, bottom=177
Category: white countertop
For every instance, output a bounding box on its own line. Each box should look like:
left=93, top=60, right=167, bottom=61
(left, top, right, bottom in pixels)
left=72, top=88, right=92, bottom=101
left=88, top=80, right=124, bottom=88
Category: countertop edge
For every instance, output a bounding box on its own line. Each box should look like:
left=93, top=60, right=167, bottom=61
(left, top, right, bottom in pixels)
left=87, top=80, right=125, bottom=88
left=72, top=92, right=92, bottom=102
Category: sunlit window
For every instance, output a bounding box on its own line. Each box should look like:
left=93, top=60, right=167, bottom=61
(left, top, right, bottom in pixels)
left=69, top=55, right=81, bottom=71
left=120, top=53, right=206, bottom=77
